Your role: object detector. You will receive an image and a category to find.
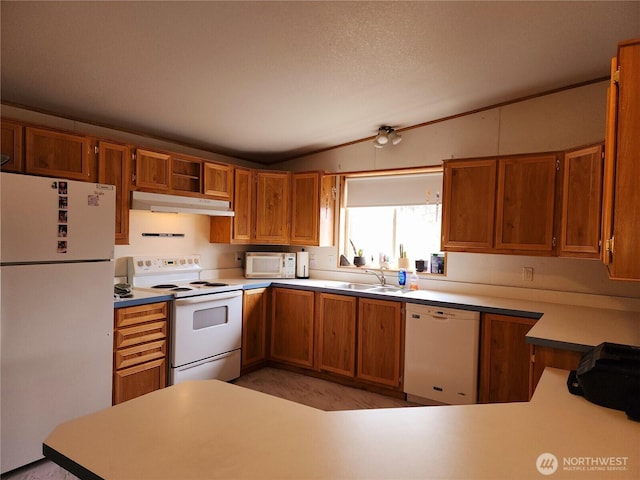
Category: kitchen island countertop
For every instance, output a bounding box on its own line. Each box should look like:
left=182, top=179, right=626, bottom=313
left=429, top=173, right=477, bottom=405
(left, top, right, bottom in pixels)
left=44, top=368, right=640, bottom=479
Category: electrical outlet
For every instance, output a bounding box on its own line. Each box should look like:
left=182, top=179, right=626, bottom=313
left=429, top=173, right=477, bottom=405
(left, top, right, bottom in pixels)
left=235, top=252, right=243, bottom=267
left=328, top=255, right=335, bottom=266
left=522, top=267, right=534, bottom=281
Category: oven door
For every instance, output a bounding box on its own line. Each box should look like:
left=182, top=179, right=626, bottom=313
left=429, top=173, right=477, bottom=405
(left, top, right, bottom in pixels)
left=172, top=290, right=242, bottom=369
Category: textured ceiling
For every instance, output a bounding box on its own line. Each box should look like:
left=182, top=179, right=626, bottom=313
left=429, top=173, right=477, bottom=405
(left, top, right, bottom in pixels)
left=1, top=1, right=639, bottom=164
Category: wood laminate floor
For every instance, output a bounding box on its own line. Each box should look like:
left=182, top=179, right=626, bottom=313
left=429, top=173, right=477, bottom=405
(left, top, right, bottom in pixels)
left=2, top=367, right=416, bottom=479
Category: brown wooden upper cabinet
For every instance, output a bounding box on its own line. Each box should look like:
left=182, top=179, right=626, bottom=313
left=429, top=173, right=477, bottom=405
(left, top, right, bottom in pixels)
left=1, top=119, right=24, bottom=172
left=210, top=167, right=257, bottom=244
left=254, top=170, right=291, bottom=244
left=203, top=161, right=233, bottom=200
left=25, top=127, right=96, bottom=181
left=495, top=154, right=558, bottom=253
left=211, top=169, right=335, bottom=246
left=442, top=158, right=497, bottom=251
left=559, top=143, right=604, bottom=258
left=443, top=153, right=559, bottom=255
left=212, top=169, right=291, bottom=245
left=133, top=149, right=171, bottom=191
left=290, top=172, right=335, bottom=246
left=602, top=39, right=640, bottom=281
left=98, top=141, right=131, bottom=245
left=213, top=166, right=252, bottom=244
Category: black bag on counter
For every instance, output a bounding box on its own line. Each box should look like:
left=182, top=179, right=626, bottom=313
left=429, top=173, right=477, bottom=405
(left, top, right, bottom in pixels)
left=567, top=342, right=640, bottom=421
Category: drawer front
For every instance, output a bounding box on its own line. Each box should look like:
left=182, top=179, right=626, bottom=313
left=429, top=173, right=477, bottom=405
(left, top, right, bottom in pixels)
left=115, top=339, right=167, bottom=370
left=113, top=358, right=167, bottom=405
left=115, top=321, right=167, bottom=349
left=115, top=302, right=168, bottom=328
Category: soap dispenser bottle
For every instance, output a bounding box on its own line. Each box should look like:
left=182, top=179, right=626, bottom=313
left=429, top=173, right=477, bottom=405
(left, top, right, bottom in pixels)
left=409, top=270, right=419, bottom=290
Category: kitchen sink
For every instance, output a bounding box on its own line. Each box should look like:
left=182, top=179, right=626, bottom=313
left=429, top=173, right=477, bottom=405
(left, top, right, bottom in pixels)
left=368, top=286, right=403, bottom=293
left=330, top=282, right=378, bottom=290
left=328, top=283, right=404, bottom=293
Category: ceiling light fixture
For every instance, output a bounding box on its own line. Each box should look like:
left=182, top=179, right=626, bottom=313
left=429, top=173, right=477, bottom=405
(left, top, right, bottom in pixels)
left=373, top=126, right=402, bottom=149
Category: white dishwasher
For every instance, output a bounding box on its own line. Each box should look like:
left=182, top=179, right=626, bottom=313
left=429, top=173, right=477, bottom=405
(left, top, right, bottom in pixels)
left=404, top=304, right=480, bottom=405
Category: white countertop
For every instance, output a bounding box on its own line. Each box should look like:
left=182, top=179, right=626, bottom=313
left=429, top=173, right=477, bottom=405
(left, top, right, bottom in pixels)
left=216, top=277, right=640, bottom=351
left=114, top=276, right=640, bottom=350
left=44, top=368, right=640, bottom=479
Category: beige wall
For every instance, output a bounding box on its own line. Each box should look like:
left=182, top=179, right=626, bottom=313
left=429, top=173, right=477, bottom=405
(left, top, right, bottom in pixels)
left=275, top=81, right=640, bottom=300
left=4, top=83, right=640, bottom=300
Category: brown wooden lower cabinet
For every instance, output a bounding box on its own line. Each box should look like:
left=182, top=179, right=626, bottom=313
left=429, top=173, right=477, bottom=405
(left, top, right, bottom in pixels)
left=270, top=288, right=315, bottom=368
left=265, top=289, right=404, bottom=392
left=479, top=313, right=536, bottom=403
left=316, top=292, right=357, bottom=377
left=242, top=288, right=268, bottom=370
left=530, top=345, right=583, bottom=395
left=357, top=298, right=403, bottom=389
left=113, top=302, right=168, bottom=405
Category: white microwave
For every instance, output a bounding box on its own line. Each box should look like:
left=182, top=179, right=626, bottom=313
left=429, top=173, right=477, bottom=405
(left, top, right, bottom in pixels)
left=244, top=252, right=296, bottom=278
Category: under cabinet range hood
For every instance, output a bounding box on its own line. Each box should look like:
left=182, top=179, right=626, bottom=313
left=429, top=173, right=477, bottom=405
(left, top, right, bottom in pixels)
left=131, top=191, right=234, bottom=216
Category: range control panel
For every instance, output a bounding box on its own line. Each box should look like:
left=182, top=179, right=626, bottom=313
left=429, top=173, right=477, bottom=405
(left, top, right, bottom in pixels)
left=128, top=255, right=202, bottom=276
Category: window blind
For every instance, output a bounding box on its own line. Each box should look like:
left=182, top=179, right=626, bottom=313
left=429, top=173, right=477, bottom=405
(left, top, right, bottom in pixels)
left=345, top=173, right=442, bottom=207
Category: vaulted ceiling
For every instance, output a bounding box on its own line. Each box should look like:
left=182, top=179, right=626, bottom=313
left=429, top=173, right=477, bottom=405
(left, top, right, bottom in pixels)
left=1, top=1, right=638, bottom=164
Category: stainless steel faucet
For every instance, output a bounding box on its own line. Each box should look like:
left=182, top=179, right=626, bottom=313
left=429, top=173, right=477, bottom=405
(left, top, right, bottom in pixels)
left=365, top=267, right=387, bottom=285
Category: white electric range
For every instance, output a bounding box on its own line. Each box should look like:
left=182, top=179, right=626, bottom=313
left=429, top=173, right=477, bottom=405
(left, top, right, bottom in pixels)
left=128, top=255, right=243, bottom=385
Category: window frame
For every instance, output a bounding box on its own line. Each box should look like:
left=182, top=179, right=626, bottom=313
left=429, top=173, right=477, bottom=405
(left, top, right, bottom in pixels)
left=337, top=166, right=445, bottom=274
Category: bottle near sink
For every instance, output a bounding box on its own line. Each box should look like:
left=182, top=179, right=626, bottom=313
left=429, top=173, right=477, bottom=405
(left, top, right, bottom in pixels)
left=409, top=271, right=419, bottom=290
left=398, top=268, right=407, bottom=287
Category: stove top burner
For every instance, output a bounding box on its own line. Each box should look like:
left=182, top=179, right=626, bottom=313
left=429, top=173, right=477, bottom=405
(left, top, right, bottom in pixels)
left=190, top=281, right=229, bottom=287
left=172, top=287, right=193, bottom=292
left=152, top=284, right=179, bottom=289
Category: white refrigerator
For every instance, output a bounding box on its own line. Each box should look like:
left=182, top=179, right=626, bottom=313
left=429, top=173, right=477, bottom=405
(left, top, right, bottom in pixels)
left=0, top=172, right=115, bottom=473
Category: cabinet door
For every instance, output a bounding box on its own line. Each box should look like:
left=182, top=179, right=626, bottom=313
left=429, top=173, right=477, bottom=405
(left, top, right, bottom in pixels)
left=442, top=159, right=496, bottom=251
left=209, top=167, right=252, bottom=244
left=242, top=288, right=268, bottom=369
left=1, top=120, right=24, bottom=172
left=232, top=167, right=252, bottom=242
left=603, top=40, right=640, bottom=280
left=357, top=298, right=403, bottom=388
left=290, top=173, right=335, bottom=247
left=25, top=127, right=96, bottom=181
left=113, top=358, right=167, bottom=405
left=98, top=141, right=131, bottom=245
left=316, top=292, right=357, bottom=377
left=134, top=149, right=170, bottom=191
left=290, top=172, right=320, bottom=245
left=495, top=155, right=557, bottom=253
left=479, top=313, right=536, bottom=403
left=560, top=144, right=603, bottom=258
left=254, top=171, right=290, bottom=244
left=270, top=288, right=314, bottom=368
left=203, top=162, right=233, bottom=200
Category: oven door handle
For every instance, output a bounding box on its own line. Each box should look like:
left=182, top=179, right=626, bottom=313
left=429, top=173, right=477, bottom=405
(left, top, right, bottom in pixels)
left=175, top=290, right=242, bottom=306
